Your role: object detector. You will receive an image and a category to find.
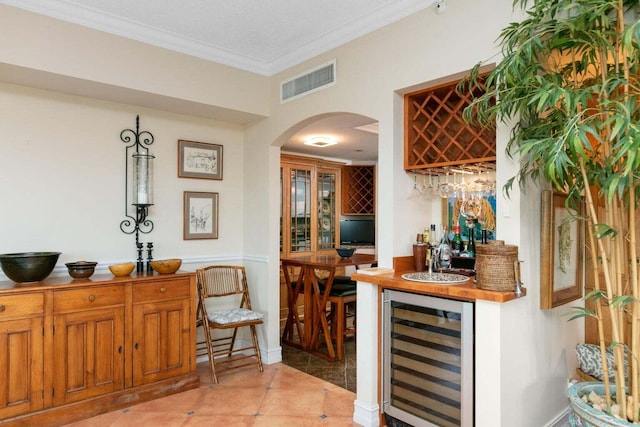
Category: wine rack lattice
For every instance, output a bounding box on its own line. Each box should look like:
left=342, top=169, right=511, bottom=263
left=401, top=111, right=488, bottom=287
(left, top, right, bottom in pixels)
left=405, top=77, right=495, bottom=171
left=342, top=165, right=375, bottom=215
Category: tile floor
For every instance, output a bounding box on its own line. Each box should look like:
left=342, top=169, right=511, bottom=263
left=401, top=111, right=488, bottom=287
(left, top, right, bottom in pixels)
left=281, top=338, right=356, bottom=393
left=62, top=340, right=360, bottom=427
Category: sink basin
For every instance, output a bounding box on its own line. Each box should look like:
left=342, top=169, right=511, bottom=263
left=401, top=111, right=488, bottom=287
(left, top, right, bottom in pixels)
left=401, top=272, right=469, bottom=285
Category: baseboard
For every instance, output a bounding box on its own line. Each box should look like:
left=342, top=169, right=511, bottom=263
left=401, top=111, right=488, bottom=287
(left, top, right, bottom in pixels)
left=262, top=345, right=283, bottom=364
left=353, top=399, right=381, bottom=427
left=545, top=407, right=571, bottom=427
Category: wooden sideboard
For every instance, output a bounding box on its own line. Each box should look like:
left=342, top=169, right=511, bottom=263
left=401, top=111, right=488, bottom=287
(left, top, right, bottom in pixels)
left=0, top=271, right=199, bottom=426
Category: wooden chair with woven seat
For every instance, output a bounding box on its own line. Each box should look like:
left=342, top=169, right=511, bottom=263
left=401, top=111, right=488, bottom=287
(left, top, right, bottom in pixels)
left=196, top=265, right=264, bottom=383
left=195, top=298, right=209, bottom=358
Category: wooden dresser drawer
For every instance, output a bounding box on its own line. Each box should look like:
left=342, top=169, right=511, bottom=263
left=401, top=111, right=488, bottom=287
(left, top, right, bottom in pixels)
left=0, top=293, right=44, bottom=319
left=132, top=279, right=190, bottom=303
left=54, top=285, right=125, bottom=312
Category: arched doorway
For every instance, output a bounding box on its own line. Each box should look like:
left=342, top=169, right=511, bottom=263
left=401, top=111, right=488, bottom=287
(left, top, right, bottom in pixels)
left=275, top=112, right=378, bottom=392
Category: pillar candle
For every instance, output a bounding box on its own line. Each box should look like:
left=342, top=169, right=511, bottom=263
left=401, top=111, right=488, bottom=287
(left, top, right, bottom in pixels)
left=132, top=152, right=154, bottom=206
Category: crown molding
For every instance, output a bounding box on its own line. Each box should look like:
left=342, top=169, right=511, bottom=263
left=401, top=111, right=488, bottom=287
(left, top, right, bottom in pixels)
left=2, top=0, right=436, bottom=76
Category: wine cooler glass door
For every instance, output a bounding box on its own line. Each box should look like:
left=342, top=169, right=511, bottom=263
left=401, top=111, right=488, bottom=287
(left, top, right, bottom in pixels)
left=383, top=290, right=474, bottom=427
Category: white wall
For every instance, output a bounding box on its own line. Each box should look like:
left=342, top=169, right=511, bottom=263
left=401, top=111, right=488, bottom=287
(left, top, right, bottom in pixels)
left=0, top=4, right=269, bottom=123
left=0, top=82, right=245, bottom=266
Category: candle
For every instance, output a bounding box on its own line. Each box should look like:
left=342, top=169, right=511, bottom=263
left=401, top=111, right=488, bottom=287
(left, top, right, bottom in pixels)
left=132, top=152, right=154, bottom=206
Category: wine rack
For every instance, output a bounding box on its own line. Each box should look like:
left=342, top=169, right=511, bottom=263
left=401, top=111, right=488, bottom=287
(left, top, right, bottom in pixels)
left=404, top=77, right=495, bottom=172
left=342, top=165, right=375, bottom=215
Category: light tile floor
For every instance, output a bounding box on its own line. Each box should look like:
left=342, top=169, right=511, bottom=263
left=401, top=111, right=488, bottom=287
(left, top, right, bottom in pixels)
left=62, top=359, right=361, bottom=427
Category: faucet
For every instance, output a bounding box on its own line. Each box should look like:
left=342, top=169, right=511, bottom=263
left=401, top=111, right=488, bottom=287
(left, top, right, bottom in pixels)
left=429, top=248, right=437, bottom=275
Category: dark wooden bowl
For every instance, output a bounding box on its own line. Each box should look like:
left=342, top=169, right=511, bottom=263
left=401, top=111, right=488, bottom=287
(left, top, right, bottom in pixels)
left=0, top=252, right=61, bottom=283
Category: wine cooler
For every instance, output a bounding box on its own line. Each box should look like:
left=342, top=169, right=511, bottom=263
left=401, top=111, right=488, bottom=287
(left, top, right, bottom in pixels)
left=382, top=290, right=474, bottom=427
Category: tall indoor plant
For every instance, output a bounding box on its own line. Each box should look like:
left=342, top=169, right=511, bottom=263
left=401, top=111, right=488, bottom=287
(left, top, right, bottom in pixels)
left=460, top=0, right=640, bottom=423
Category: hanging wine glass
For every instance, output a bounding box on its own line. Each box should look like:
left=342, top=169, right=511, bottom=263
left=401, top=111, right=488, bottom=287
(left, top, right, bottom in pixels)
left=431, top=174, right=442, bottom=196
left=430, top=173, right=441, bottom=196
left=421, top=174, right=433, bottom=199
left=454, top=172, right=469, bottom=200
left=409, top=171, right=423, bottom=199
left=439, top=172, right=454, bottom=198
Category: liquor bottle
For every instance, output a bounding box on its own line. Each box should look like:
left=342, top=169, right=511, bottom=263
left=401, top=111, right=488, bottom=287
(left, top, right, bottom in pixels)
left=437, top=226, right=453, bottom=270
left=460, top=243, right=471, bottom=257
left=467, top=223, right=476, bottom=257
left=429, top=224, right=439, bottom=248
left=441, top=225, right=451, bottom=246
left=451, top=224, right=463, bottom=256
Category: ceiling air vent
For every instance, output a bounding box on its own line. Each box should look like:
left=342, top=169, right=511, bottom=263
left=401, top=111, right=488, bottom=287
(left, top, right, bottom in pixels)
left=281, top=59, right=336, bottom=103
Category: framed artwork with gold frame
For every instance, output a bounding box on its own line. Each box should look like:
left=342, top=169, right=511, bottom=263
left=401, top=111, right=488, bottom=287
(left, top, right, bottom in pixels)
left=540, top=190, right=583, bottom=309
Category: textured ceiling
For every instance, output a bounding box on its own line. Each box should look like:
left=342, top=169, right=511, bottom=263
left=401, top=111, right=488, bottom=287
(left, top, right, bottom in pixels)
left=2, top=0, right=435, bottom=75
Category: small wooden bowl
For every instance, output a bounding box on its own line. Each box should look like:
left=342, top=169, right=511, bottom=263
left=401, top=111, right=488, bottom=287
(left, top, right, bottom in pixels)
left=66, top=261, right=97, bottom=279
left=108, top=262, right=135, bottom=277
left=150, top=259, right=182, bottom=274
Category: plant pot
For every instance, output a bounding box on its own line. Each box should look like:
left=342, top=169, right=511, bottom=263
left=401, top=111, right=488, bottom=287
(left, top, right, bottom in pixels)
left=568, top=382, right=637, bottom=426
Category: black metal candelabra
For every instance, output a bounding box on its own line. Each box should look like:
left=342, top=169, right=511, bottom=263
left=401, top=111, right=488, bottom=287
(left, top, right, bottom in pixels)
left=119, top=115, right=155, bottom=273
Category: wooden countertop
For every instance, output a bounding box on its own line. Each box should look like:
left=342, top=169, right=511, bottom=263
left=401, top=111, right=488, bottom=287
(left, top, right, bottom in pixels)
left=0, top=271, right=196, bottom=293
left=351, top=256, right=525, bottom=303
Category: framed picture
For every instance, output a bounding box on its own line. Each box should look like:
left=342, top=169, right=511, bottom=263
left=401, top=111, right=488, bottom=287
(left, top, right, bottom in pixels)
left=183, top=191, right=219, bottom=240
left=540, top=190, right=583, bottom=309
left=178, top=140, right=223, bottom=180
left=442, top=194, right=497, bottom=241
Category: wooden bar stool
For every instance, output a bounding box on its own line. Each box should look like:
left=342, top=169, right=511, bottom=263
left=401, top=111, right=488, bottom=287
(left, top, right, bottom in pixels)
left=325, top=283, right=357, bottom=361
left=281, top=263, right=306, bottom=347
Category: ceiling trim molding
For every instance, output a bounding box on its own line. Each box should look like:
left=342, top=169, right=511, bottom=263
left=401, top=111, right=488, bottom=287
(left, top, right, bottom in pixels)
left=1, top=0, right=272, bottom=74
left=2, top=0, right=436, bottom=76
left=267, top=0, right=436, bottom=75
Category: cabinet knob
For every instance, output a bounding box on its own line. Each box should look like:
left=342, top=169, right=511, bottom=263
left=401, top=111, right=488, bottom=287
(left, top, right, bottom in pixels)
left=88, top=295, right=96, bottom=302
left=134, top=343, right=139, bottom=350
left=160, top=287, right=167, bottom=293
left=118, top=346, right=123, bottom=354
left=0, top=305, right=5, bottom=312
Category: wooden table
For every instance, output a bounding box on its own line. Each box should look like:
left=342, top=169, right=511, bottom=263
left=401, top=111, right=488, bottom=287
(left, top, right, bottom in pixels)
left=281, top=253, right=376, bottom=361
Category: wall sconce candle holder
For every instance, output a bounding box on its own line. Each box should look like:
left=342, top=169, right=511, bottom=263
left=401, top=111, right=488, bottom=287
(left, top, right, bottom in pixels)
left=119, top=115, right=155, bottom=273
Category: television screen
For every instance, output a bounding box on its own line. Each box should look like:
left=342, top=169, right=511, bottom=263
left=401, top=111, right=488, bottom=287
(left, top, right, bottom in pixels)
left=340, top=219, right=375, bottom=245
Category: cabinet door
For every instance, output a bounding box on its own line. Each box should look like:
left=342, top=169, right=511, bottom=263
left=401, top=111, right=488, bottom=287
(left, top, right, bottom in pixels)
left=53, top=307, right=125, bottom=405
left=132, top=298, right=191, bottom=386
left=317, top=169, right=338, bottom=250
left=288, top=166, right=313, bottom=253
left=0, top=316, right=44, bottom=419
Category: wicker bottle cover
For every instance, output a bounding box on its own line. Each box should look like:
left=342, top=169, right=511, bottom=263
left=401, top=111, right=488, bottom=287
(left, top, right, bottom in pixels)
left=475, top=241, right=519, bottom=291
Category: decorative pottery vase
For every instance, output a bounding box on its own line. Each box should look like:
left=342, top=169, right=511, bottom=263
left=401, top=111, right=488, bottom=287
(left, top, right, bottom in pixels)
left=568, top=382, right=637, bottom=426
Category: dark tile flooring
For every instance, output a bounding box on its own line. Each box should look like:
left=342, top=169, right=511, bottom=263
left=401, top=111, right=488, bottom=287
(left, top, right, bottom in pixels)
left=281, top=337, right=357, bottom=393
